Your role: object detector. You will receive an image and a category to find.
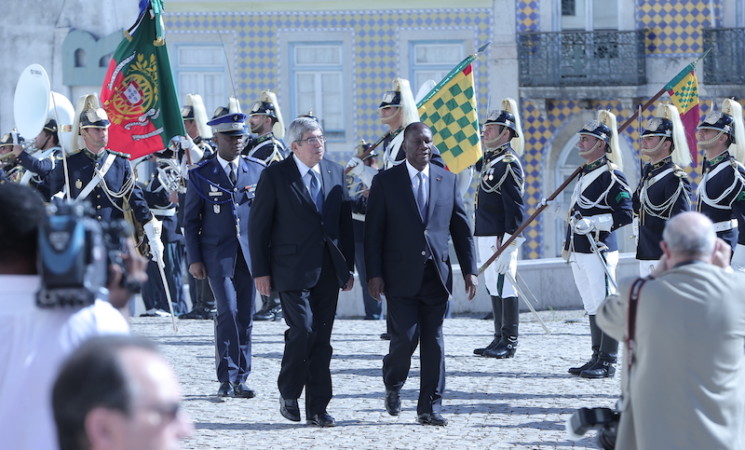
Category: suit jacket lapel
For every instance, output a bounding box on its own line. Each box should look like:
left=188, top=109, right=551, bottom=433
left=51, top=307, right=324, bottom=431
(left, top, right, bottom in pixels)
left=427, top=164, right=442, bottom=223
left=287, top=158, right=319, bottom=214
left=210, top=158, right=232, bottom=188
left=319, top=160, right=333, bottom=199
left=394, top=164, right=423, bottom=223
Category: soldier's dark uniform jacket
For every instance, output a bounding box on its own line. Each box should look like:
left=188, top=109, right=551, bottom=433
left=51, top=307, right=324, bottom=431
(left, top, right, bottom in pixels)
left=45, top=148, right=152, bottom=224
left=242, top=132, right=288, bottom=165
left=634, top=156, right=691, bottom=259
left=142, top=173, right=181, bottom=244
left=696, top=151, right=745, bottom=249
left=474, top=144, right=526, bottom=237
left=564, top=157, right=633, bottom=254
left=17, top=147, right=63, bottom=181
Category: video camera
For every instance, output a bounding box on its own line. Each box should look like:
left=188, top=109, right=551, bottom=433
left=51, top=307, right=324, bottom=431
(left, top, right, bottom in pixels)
left=36, top=200, right=136, bottom=308
left=566, top=407, right=620, bottom=449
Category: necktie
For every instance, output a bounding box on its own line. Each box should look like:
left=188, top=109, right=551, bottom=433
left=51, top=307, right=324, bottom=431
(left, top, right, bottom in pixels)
left=416, top=172, right=427, bottom=223
left=228, top=162, right=237, bottom=185
left=310, top=170, right=323, bottom=212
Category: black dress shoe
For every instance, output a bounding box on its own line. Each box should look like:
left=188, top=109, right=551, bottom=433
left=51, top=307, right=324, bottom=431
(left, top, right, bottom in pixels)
left=417, top=412, right=448, bottom=426
left=232, top=383, right=256, bottom=399
left=217, top=382, right=234, bottom=397
left=179, top=308, right=214, bottom=320
left=306, top=412, right=336, bottom=427
left=482, top=336, right=518, bottom=359
left=254, top=309, right=275, bottom=321
left=280, top=397, right=301, bottom=422
left=380, top=332, right=391, bottom=340
left=271, top=306, right=283, bottom=321
left=384, top=389, right=401, bottom=416
left=473, top=337, right=500, bottom=355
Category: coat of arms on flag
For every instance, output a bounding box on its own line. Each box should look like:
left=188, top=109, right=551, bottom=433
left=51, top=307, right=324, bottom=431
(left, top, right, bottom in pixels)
left=100, top=0, right=184, bottom=159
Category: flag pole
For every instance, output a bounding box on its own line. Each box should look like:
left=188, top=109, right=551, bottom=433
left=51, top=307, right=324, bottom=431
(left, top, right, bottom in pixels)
left=346, top=42, right=492, bottom=174
left=477, top=52, right=708, bottom=275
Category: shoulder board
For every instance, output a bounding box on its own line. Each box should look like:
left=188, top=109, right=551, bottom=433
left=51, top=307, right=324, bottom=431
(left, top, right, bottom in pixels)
left=503, top=154, right=516, bottom=163
left=243, top=155, right=267, bottom=167
left=673, top=167, right=687, bottom=178
left=194, top=159, right=211, bottom=168
left=68, top=149, right=83, bottom=156
left=108, top=150, right=130, bottom=159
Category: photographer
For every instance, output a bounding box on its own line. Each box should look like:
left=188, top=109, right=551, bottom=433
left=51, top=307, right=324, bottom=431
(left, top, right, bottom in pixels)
left=596, top=212, right=745, bottom=449
left=0, top=183, right=146, bottom=449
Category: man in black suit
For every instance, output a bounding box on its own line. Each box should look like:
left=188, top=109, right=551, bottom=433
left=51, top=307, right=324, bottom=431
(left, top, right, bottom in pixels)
left=249, top=117, right=355, bottom=428
left=365, top=122, right=478, bottom=426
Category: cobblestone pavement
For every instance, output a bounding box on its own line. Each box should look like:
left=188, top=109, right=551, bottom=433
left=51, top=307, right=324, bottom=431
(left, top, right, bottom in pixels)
left=132, top=309, right=620, bottom=449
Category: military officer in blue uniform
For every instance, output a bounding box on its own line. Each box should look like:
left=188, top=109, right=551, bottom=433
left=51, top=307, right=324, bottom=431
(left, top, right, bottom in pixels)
left=44, top=94, right=160, bottom=255
left=472, top=99, right=526, bottom=359
left=634, top=104, right=692, bottom=276
left=695, top=99, right=745, bottom=271
left=564, top=110, right=633, bottom=379
left=183, top=110, right=265, bottom=398
left=243, top=91, right=287, bottom=321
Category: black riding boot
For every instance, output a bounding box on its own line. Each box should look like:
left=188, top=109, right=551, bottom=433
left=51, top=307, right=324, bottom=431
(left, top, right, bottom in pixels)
left=474, top=296, right=502, bottom=355
left=483, top=296, right=518, bottom=359
left=580, top=330, right=618, bottom=379
left=569, top=315, right=601, bottom=376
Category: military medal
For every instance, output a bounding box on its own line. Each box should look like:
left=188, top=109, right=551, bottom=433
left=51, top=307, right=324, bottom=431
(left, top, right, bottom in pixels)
left=75, top=179, right=82, bottom=189
left=214, top=204, right=220, bottom=214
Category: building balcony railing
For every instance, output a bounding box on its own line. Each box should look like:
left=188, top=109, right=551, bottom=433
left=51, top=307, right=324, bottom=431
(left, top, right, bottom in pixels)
left=518, top=30, right=646, bottom=87
left=703, top=28, right=745, bottom=85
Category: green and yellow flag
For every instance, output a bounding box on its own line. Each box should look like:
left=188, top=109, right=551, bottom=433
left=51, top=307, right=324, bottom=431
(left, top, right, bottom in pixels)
left=417, top=53, right=482, bottom=174
left=664, top=62, right=700, bottom=165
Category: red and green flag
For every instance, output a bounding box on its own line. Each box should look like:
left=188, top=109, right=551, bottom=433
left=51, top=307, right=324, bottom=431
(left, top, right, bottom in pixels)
left=664, top=63, right=700, bottom=165
left=100, top=0, right=184, bottom=159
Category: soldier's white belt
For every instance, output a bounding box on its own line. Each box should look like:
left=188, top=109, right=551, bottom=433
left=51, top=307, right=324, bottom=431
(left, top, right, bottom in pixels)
left=151, top=208, right=177, bottom=217
left=713, top=219, right=737, bottom=232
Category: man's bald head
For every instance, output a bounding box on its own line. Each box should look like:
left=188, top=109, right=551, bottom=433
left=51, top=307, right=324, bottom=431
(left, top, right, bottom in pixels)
left=662, top=212, right=716, bottom=260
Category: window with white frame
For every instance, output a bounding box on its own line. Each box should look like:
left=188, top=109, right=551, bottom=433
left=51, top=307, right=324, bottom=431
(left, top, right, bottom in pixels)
left=408, top=41, right=465, bottom=95
left=560, top=0, right=618, bottom=30
left=289, top=42, right=345, bottom=140
left=173, top=45, right=227, bottom=115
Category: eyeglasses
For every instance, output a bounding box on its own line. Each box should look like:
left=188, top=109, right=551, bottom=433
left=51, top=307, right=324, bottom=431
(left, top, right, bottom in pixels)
left=298, top=135, right=326, bottom=145
left=138, top=402, right=182, bottom=426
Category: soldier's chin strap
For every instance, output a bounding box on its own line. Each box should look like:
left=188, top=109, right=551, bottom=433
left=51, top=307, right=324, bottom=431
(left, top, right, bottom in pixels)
left=698, top=129, right=726, bottom=147
left=578, top=139, right=603, bottom=157
left=640, top=136, right=667, bottom=154
left=380, top=107, right=401, bottom=124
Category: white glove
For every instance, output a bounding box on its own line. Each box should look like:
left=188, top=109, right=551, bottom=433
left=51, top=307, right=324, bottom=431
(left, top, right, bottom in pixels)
left=573, top=214, right=613, bottom=235
left=632, top=216, right=639, bottom=239
left=143, top=219, right=164, bottom=263
left=494, top=234, right=525, bottom=274
left=346, top=156, right=364, bottom=175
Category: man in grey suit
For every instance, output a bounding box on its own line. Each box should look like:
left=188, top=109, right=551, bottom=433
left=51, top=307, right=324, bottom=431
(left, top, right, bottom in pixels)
left=365, top=122, right=478, bottom=426
left=597, top=211, right=745, bottom=449
left=249, top=117, right=355, bottom=427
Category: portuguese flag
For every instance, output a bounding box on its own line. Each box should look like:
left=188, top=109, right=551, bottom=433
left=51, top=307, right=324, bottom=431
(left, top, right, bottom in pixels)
left=100, top=0, right=184, bottom=159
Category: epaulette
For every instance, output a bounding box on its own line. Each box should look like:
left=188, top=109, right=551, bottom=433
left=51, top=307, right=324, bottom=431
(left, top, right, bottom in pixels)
left=243, top=155, right=267, bottom=167
left=673, top=166, right=687, bottom=178
left=108, top=149, right=131, bottom=159
left=68, top=148, right=83, bottom=156
left=194, top=159, right=211, bottom=168
left=503, top=154, right=516, bottom=163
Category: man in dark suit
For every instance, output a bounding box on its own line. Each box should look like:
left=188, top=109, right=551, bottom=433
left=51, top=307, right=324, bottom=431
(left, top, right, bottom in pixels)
left=365, top=122, right=478, bottom=426
left=249, top=117, right=355, bottom=428
left=183, top=111, right=265, bottom=399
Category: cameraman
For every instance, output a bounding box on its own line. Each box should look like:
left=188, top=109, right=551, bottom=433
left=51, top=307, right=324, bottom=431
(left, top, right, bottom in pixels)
left=0, top=183, right=145, bottom=449
left=596, top=212, right=745, bottom=449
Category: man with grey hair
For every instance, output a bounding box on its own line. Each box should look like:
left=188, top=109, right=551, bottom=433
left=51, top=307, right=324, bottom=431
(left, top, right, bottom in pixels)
left=249, top=117, right=355, bottom=427
left=596, top=211, right=745, bottom=449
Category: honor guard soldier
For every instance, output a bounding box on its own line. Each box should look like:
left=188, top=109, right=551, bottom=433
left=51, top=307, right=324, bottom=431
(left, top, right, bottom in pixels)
left=0, top=133, right=21, bottom=182
left=45, top=94, right=162, bottom=262
left=634, top=104, right=692, bottom=276
left=472, top=99, right=526, bottom=359
left=695, top=98, right=745, bottom=270
left=177, top=94, right=218, bottom=320
left=565, top=110, right=633, bottom=379
left=243, top=91, right=288, bottom=164
left=347, top=140, right=382, bottom=320
left=183, top=108, right=265, bottom=398
left=8, top=119, right=64, bottom=191
left=243, top=91, right=287, bottom=321
left=141, top=150, right=188, bottom=316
